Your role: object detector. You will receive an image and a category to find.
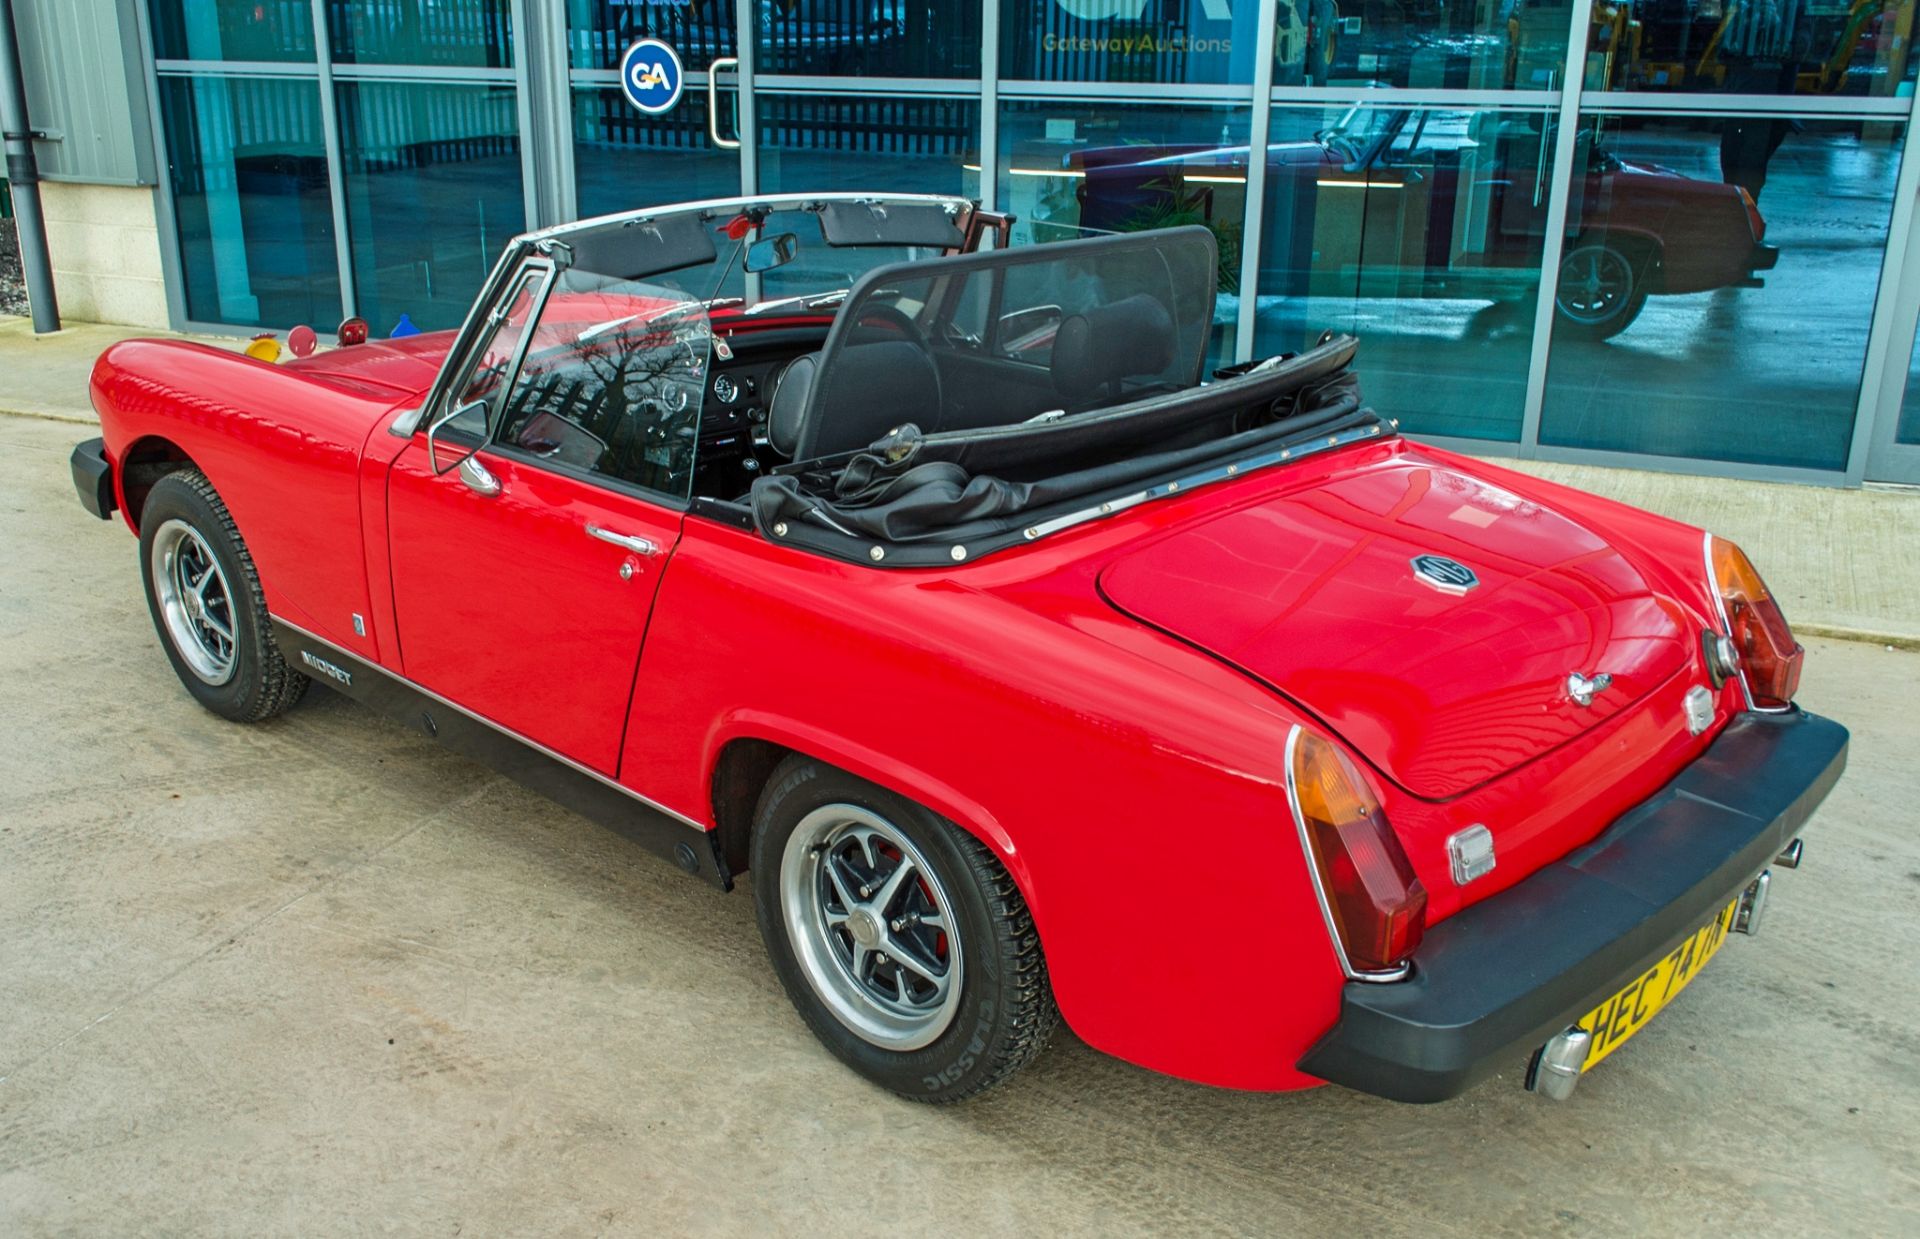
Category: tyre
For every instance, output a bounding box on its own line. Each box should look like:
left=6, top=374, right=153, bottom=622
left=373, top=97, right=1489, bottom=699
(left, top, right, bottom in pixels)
left=751, top=757, right=1058, bottom=1102
left=1554, top=238, right=1652, bottom=340
left=138, top=469, right=309, bottom=723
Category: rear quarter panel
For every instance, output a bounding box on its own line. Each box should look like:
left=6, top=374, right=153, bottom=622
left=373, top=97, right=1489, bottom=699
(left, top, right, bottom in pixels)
left=91, top=339, right=403, bottom=659
left=623, top=514, right=1350, bottom=1092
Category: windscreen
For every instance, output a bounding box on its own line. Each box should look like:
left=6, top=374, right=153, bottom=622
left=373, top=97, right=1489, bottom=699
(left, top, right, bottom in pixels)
left=548, top=196, right=970, bottom=315
left=490, top=265, right=715, bottom=500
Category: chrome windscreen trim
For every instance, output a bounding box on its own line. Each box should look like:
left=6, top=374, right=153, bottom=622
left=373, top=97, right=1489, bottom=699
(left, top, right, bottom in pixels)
left=1022, top=422, right=1386, bottom=544
left=270, top=614, right=710, bottom=834
left=1282, top=725, right=1413, bottom=985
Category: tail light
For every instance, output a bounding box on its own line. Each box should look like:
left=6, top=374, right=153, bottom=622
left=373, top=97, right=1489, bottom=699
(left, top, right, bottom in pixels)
left=1737, top=186, right=1765, bottom=243
left=1706, top=534, right=1803, bottom=710
left=1286, top=728, right=1427, bottom=978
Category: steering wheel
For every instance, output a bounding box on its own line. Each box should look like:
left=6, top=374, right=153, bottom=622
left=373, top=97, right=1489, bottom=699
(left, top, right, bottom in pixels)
left=847, top=302, right=928, bottom=350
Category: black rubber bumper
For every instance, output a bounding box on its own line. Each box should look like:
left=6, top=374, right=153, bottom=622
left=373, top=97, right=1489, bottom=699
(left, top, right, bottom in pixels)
left=1297, top=709, right=1848, bottom=1103
left=71, top=437, right=115, bottom=520
left=1751, top=244, right=1782, bottom=272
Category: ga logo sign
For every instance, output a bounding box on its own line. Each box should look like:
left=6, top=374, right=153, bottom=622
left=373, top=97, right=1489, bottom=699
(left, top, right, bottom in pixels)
left=620, top=38, right=684, bottom=115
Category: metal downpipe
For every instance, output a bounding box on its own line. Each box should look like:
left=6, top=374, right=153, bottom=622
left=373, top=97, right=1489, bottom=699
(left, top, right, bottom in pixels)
left=0, top=0, right=59, bottom=333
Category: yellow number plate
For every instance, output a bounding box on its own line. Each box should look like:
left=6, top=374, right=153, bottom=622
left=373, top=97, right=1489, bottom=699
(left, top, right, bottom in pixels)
left=1578, top=897, right=1739, bottom=1071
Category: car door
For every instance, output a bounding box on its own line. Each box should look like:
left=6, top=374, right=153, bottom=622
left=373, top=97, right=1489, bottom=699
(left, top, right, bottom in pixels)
left=387, top=257, right=705, bottom=777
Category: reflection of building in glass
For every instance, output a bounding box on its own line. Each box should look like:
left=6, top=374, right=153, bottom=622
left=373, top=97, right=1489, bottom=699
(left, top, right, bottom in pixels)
left=13, top=0, right=1920, bottom=482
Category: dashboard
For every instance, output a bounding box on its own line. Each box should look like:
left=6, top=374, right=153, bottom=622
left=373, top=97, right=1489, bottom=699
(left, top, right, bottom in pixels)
left=692, top=329, right=823, bottom=499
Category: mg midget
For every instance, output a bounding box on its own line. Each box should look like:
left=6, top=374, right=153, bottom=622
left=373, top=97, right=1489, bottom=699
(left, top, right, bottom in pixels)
left=71, top=192, right=1845, bottom=1104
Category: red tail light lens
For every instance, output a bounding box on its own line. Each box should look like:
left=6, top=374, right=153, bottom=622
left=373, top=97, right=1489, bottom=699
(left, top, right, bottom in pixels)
left=1707, top=536, right=1803, bottom=710
left=1287, top=729, right=1427, bottom=975
left=1737, top=186, right=1765, bottom=243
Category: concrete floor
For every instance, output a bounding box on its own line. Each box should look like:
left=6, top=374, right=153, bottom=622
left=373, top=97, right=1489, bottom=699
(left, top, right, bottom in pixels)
left=3, top=412, right=1918, bottom=1235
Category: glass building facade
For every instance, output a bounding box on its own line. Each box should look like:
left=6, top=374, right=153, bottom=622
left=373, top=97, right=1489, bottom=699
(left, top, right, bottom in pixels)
left=143, top=0, right=1920, bottom=485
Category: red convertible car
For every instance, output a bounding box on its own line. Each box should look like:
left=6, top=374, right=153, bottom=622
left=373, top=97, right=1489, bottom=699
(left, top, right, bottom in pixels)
left=71, top=192, right=1843, bottom=1104
left=1072, top=108, right=1779, bottom=339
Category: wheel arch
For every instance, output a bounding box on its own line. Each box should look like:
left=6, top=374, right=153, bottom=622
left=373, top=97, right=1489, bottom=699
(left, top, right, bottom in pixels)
left=117, top=435, right=205, bottom=532
left=705, top=722, right=1037, bottom=913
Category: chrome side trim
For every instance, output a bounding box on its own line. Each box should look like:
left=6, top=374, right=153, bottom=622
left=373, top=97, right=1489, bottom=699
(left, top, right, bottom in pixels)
left=271, top=614, right=710, bottom=834
left=1282, top=726, right=1414, bottom=985
left=1023, top=422, right=1387, bottom=544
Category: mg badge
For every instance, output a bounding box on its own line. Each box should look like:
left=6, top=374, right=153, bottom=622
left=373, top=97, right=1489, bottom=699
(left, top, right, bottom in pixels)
left=1410, top=554, right=1479, bottom=596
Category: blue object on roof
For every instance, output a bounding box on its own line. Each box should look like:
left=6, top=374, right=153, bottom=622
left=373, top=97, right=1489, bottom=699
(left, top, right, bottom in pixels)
left=390, top=314, right=421, bottom=338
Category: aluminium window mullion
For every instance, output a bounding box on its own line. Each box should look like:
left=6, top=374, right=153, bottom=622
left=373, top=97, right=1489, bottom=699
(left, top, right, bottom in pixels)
left=1516, top=0, right=1597, bottom=459
left=1844, top=79, right=1920, bottom=482
left=309, top=0, right=357, bottom=322
left=1234, top=0, right=1279, bottom=365
left=980, top=0, right=998, bottom=219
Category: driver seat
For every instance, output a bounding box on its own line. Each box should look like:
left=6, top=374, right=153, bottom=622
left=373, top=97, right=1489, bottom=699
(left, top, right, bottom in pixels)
left=767, top=339, right=943, bottom=461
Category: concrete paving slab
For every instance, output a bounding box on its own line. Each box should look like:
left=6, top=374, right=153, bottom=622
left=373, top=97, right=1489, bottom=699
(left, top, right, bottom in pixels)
left=2, top=412, right=1918, bottom=1235
left=1503, top=459, right=1920, bottom=648
left=0, top=315, right=243, bottom=424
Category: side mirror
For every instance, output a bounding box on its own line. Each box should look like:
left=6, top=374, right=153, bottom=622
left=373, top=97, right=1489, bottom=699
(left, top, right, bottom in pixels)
left=426, top=397, right=490, bottom=476
left=745, top=232, right=799, bottom=273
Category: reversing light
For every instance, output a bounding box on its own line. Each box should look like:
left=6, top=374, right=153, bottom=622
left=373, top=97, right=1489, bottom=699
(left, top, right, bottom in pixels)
left=1286, top=728, right=1427, bottom=978
left=1705, top=535, right=1803, bottom=711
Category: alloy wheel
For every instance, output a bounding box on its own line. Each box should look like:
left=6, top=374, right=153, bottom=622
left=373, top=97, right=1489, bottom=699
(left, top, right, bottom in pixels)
left=150, top=518, right=238, bottom=685
left=780, top=803, right=963, bottom=1051
left=1557, top=244, right=1635, bottom=325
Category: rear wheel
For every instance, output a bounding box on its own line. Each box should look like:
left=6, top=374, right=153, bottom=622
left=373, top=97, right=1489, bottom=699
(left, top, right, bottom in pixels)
left=1555, top=238, right=1652, bottom=339
left=751, top=757, right=1057, bottom=1101
left=139, top=470, right=308, bottom=723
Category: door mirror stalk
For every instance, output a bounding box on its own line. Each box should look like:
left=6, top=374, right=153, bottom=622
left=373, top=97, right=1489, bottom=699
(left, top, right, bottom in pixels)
left=458, top=456, right=501, bottom=497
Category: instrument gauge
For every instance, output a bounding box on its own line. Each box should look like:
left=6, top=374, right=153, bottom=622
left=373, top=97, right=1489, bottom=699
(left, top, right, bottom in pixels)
left=713, top=374, right=740, bottom=405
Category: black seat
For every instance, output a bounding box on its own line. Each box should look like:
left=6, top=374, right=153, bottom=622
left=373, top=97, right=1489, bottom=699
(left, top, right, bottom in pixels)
left=1049, top=293, right=1177, bottom=409
left=768, top=339, right=943, bottom=460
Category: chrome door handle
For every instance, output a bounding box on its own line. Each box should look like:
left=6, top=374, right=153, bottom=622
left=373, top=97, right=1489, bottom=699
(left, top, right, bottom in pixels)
left=586, top=523, right=658, bottom=556
left=708, top=58, right=741, bottom=149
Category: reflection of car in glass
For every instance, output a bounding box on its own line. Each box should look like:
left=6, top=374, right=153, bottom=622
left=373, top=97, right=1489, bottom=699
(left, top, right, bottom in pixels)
left=1075, top=108, right=1780, bottom=338
left=72, top=194, right=1841, bottom=1106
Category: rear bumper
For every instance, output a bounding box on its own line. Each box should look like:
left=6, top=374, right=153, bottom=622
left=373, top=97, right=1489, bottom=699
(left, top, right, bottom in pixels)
left=1297, top=709, right=1848, bottom=1103
left=1749, top=244, right=1781, bottom=272
left=71, top=437, right=115, bottom=520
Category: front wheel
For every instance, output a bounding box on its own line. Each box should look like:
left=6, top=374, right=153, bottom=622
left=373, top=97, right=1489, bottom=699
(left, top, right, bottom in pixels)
left=751, top=757, right=1058, bottom=1102
left=1554, top=239, right=1652, bottom=340
left=138, top=469, right=309, bottom=723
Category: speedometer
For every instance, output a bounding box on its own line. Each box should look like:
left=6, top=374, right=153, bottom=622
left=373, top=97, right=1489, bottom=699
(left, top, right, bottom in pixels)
left=713, top=374, right=740, bottom=405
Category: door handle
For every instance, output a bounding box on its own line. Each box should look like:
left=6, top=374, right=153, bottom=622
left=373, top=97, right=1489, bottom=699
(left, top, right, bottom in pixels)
left=586, top=523, right=658, bottom=556
left=708, top=58, right=741, bottom=149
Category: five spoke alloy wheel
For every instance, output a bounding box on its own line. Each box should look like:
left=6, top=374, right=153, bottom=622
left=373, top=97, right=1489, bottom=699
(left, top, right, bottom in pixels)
left=1554, top=238, right=1649, bottom=338
left=752, top=756, right=1058, bottom=1101
left=137, top=468, right=309, bottom=723
left=780, top=804, right=962, bottom=1050
left=150, top=518, right=238, bottom=685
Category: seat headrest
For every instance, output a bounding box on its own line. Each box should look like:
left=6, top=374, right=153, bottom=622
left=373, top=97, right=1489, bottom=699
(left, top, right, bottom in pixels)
left=792, top=340, right=942, bottom=461
left=1050, top=294, right=1178, bottom=403
left=767, top=352, right=818, bottom=458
